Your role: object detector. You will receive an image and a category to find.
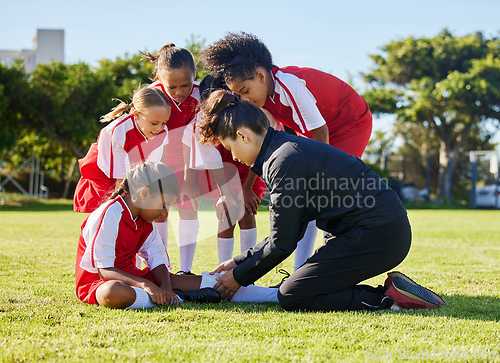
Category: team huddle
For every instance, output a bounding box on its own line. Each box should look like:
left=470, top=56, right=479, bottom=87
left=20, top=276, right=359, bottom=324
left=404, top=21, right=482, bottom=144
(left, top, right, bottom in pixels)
left=73, top=32, right=445, bottom=311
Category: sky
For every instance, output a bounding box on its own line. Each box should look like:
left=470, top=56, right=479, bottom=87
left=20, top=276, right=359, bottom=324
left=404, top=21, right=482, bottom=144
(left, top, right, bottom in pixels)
left=1, top=0, right=499, bottom=138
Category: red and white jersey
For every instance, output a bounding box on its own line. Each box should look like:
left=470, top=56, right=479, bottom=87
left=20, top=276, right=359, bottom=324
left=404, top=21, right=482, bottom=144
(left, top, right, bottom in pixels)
left=96, top=113, right=168, bottom=180
left=182, top=114, right=223, bottom=170
left=263, top=66, right=372, bottom=143
left=78, top=196, right=171, bottom=274
left=151, top=81, right=200, bottom=165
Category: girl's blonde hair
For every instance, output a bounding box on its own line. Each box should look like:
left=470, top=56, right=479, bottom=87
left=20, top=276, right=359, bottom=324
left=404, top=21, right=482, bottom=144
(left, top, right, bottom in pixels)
left=109, top=161, right=179, bottom=202
left=100, top=86, right=170, bottom=123
left=142, top=43, right=196, bottom=81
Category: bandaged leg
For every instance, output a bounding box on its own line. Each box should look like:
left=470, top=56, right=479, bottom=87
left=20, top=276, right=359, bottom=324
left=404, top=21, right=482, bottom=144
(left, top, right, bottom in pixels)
left=200, top=271, right=278, bottom=303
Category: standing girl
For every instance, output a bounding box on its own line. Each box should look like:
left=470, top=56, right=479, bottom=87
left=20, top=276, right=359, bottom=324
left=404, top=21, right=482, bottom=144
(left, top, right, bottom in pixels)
left=200, top=32, right=373, bottom=272
left=75, top=161, right=278, bottom=309
left=143, top=44, right=202, bottom=274
left=73, top=86, right=170, bottom=216
left=183, top=75, right=268, bottom=264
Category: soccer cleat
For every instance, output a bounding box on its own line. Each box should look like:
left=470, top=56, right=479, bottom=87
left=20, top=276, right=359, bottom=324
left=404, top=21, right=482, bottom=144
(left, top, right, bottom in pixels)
left=385, top=275, right=445, bottom=309
left=384, top=271, right=419, bottom=289
left=173, top=288, right=222, bottom=303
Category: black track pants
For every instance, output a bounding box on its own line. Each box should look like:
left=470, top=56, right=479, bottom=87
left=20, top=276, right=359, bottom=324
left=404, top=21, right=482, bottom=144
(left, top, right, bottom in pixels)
left=277, top=215, right=411, bottom=311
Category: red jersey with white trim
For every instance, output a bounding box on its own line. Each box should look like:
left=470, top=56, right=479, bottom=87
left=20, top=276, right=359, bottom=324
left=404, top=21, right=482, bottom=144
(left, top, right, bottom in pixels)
left=73, top=114, right=168, bottom=213
left=263, top=66, right=372, bottom=145
left=75, top=196, right=171, bottom=303
left=151, top=81, right=200, bottom=165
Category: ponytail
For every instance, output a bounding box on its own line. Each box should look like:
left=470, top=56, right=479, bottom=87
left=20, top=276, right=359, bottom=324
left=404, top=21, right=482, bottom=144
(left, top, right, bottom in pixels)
left=142, top=43, right=195, bottom=81
left=198, top=90, right=269, bottom=145
left=100, top=100, right=133, bottom=123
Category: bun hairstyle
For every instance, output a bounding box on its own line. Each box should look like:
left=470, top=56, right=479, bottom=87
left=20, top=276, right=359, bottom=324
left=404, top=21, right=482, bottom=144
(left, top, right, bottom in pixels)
left=198, top=90, right=269, bottom=146
left=110, top=161, right=179, bottom=207
left=200, top=32, right=273, bottom=84
left=100, top=86, right=170, bottom=123
left=142, top=43, right=196, bottom=81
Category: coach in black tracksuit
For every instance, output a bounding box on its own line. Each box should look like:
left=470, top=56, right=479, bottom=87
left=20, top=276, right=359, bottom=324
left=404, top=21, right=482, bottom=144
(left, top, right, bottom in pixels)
left=201, top=91, right=411, bottom=312
left=234, top=128, right=410, bottom=311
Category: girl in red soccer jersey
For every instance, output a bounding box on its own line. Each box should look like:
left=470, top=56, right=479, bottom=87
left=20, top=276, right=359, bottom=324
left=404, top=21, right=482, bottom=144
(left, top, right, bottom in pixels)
left=183, top=75, right=282, bottom=265
left=73, top=86, right=170, bottom=215
left=143, top=44, right=202, bottom=274
left=200, top=32, right=373, bottom=273
left=75, top=161, right=278, bottom=309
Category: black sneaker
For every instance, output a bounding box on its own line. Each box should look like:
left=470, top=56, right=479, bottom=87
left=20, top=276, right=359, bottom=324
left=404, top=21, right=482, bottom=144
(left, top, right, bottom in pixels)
left=268, top=268, right=291, bottom=288
left=173, top=288, right=222, bottom=303
left=176, top=270, right=196, bottom=276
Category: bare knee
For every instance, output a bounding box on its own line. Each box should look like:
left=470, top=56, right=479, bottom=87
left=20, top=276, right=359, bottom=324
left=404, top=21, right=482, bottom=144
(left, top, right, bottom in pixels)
left=96, top=281, right=135, bottom=309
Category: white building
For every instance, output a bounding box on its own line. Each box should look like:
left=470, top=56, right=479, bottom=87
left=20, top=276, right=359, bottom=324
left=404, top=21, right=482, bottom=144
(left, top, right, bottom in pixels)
left=0, top=29, right=64, bottom=73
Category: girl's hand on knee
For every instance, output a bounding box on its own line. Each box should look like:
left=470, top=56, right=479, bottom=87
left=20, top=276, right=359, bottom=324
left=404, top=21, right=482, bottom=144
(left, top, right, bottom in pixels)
left=242, top=188, right=259, bottom=215
left=143, top=282, right=167, bottom=305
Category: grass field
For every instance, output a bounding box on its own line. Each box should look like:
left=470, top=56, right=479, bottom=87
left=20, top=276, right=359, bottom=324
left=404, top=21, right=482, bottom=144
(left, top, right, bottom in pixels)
left=0, top=199, right=499, bottom=362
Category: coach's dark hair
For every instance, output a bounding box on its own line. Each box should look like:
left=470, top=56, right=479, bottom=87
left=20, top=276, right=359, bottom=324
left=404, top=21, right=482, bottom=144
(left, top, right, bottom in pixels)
left=198, top=90, right=269, bottom=145
left=142, top=43, right=196, bottom=81
left=109, top=161, right=179, bottom=202
left=199, top=74, right=228, bottom=102
left=200, top=32, right=273, bottom=84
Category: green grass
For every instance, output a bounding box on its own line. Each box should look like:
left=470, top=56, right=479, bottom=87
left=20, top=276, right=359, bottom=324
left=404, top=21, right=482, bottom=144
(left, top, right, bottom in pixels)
left=1, top=200, right=499, bottom=362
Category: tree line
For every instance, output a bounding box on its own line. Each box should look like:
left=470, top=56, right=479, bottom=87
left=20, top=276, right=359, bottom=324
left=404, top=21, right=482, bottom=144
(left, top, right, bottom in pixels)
left=0, top=30, right=498, bottom=203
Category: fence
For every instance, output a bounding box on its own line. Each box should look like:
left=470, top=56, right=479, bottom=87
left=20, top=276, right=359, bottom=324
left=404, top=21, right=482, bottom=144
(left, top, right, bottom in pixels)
left=0, top=153, right=49, bottom=203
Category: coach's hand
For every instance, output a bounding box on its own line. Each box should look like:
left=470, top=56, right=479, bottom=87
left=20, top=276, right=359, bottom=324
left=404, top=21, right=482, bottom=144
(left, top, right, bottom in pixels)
left=213, top=269, right=241, bottom=301
left=211, top=259, right=237, bottom=274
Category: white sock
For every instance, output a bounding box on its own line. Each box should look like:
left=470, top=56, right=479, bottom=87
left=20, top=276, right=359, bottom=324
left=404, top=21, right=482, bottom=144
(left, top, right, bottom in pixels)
left=179, top=219, right=199, bottom=272
left=126, top=287, right=156, bottom=309
left=217, top=237, right=234, bottom=264
left=294, top=220, right=318, bottom=271
left=200, top=271, right=279, bottom=303
left=239, top=227, right=257, bottom=253
left=154, top=220, right=169, bottom=250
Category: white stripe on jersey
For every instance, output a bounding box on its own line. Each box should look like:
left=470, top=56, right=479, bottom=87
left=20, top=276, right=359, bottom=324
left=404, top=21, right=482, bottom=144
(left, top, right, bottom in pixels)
left=273, top=70, right=326, bottom=133
left=182, top=115, right=223, bottom=170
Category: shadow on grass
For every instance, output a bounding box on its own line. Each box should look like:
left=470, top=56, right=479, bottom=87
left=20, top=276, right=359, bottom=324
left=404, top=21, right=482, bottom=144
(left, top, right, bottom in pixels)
left=0, top=199, right=74, bottom=212
left=364, top=294, right=500, bottom=322
left=127, top=294, right=500, bottom=322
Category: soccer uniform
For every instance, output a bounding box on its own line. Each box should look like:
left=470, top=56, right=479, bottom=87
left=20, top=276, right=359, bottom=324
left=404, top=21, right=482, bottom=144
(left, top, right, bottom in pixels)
left=75, top=196, right=171, bottom=305
left=74, top=114, right=168, bottom=213
left=182, top=114, right=267, bottom=203
left=151, top=81, right=202, bottom=209
left=263, top=66, right=373, bottom=157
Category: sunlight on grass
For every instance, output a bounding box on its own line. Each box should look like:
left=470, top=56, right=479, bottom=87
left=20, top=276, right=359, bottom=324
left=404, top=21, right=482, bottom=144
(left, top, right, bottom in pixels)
left=0, top=202, right=499, bottom=361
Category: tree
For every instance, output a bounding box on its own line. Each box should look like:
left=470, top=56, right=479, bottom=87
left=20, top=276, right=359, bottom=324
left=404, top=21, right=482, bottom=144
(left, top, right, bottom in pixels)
left=97, top=53, right=155, bottom=100
left=0, top=61, right=29, bottom=152
left=363, top=30, right=500, bottom=204
left=185, top=34, right=209, bottom=81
